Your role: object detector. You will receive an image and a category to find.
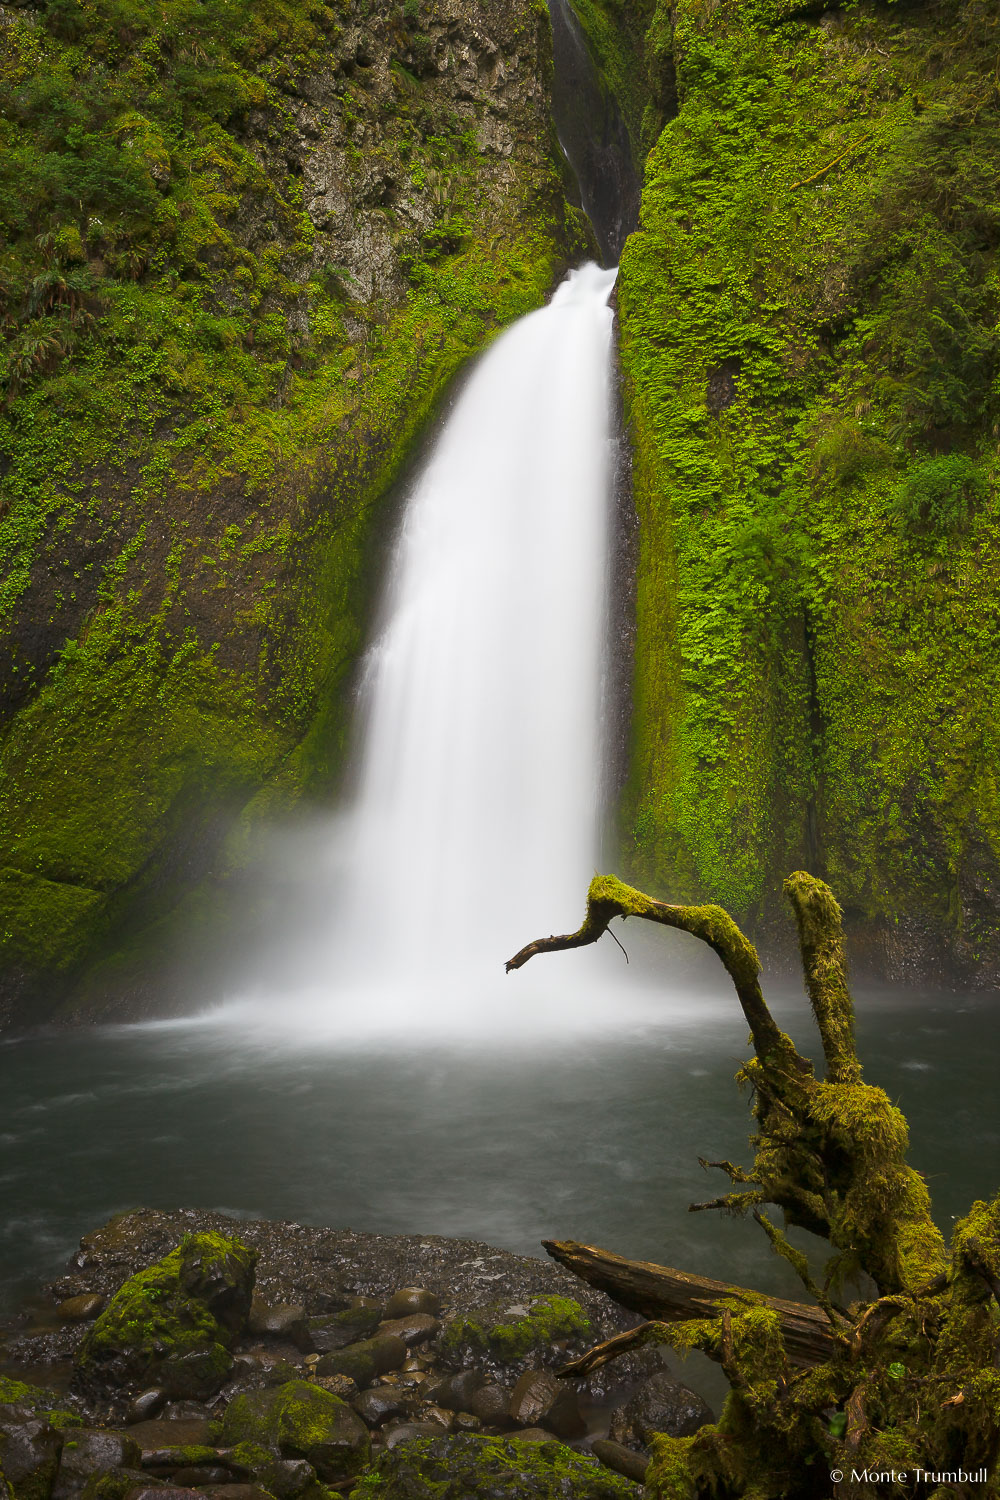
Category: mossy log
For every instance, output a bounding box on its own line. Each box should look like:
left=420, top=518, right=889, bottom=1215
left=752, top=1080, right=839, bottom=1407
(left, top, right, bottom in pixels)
left=539, top=1241, right=835, bottom=1366
left=509, top=871, right=1000, bottom=1497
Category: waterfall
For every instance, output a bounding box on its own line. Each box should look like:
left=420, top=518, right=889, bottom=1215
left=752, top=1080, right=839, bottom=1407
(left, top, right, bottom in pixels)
left=210, top=263, right=637, bottom=1041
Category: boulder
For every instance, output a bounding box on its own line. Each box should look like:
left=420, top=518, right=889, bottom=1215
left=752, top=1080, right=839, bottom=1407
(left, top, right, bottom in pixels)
left=217, top=1381, right=369, bottom=1483
left=347, top=1432, right=643, bottom=1497
left=76, top=1235, right=257, bottom=1400
left=607, top=1373, right=713, bottom=1452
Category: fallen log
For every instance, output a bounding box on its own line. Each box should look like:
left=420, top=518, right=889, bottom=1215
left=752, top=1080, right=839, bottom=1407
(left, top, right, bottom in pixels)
left=542, top=1239, right=838, bottom=1366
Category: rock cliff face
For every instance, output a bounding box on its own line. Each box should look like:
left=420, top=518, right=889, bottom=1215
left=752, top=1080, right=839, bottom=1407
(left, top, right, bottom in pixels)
left=0, top=0, right=591, bottom=1025
left=581, top=0, right=1000, bottom=983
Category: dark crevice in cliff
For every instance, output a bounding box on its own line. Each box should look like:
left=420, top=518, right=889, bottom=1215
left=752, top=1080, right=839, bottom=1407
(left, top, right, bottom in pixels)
left=546, top=0, right=641, bottom=264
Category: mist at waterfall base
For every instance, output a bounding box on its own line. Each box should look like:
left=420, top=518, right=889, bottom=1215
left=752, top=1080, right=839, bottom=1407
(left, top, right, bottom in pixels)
left=193, top=260, right=662, bottom=1045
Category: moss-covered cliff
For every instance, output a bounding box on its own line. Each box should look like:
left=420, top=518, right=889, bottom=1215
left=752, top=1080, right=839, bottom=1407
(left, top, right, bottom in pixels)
left=0, top=0, right=591, bottom=1025
left=591, top=0, right=1000, bottom=982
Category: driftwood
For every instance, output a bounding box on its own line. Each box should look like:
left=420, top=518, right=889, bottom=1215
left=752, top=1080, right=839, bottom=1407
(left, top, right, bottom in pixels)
left=542, top=1239, right=837, bottom=1367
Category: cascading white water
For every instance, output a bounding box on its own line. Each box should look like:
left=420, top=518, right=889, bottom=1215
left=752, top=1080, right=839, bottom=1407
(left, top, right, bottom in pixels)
left=204, top=262, right=657, bottom=1041
left=335, top=262, right=618, bottom=990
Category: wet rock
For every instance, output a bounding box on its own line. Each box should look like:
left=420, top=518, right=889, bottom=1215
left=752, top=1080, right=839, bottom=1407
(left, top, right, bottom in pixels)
left=508, top=1370, right=559, bottom=1427
left=385, top=1289, right=441, bottom=1319
left=0, top=1407, right=63, bottom=1500
left=510, top=1428, right=558, bottom=1444
left=414, top=1404, right=451, bottom=1430
left=157, top=1406, right=211, bottom=1424
left=376, top=1315, right=439, bottom=1347
left=351, top=1388, right=417, bottom=1428
left=248, top=1458, right=315, bottom=1500
left=0, top=1380, right=82, bottom=1430
left=315, top=1334, right=406, bottom=1386
left=53, top=1429, right=142, bottom=1496
left=58, top=1297, right=105, bottom=1324
left=76, top=1235, right=256, bottom=1400
left=354, top=1432, right=643, bottom=1496
left=122, top=1488, right=200, bottom=1500
left=423, top=1370, right=485, bottom=1411
left=306, top=1304, right=381, bottom=1353
left=541, top=1387, right=586, bottom=1442
left=140, top=1444, right=218, bottom=1469
left=591, top=1440, right=648, bottom=1485
left=81, top=1466, right=155, bottom=1500
left=168, top=1469, right=231, bottom=1486
left=451, top=1412, right=481, bottom=1432
left=246, top=1301, right=308, bottom=1349
left=217, top=1380, right=370, bottom=1483
left=607, top=1372, right=713, bottom=1451
left=125, top=1419, right=215, bottom=1459
left=126, top=1392, right=167, bottom=1425
left=468, top=1384, right=513, bottom=1428
left=193, top=1488, right=272, bottom=1500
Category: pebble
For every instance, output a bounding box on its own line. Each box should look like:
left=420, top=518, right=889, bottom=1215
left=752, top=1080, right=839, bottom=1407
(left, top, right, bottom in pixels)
left=127, top=1390, right=168, bottom=1424
left=57, top=1293, right=105, bottom=1322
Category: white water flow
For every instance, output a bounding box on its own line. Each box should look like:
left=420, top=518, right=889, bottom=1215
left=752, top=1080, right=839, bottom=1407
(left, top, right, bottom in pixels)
left=203, top=262, right=659, bottom=1043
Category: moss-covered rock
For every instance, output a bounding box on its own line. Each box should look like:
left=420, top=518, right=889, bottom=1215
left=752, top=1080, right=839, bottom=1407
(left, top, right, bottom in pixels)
left=435, top=1295, right=592, bottom=1376
left=218, top=1381, right=370, bottom=1484
left=314, top=1336, right=407, bottom=1387
left=0, top=1384, right=80, bottom=1433
left=346, top=1433, right=642, bottom=1498
left=75, top=1232, right=256, bottom=1397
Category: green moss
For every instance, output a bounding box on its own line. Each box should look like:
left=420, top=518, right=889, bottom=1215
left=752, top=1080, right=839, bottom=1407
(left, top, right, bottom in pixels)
left=0, top=1378, right=81, bottom=1429
left=77, top=1232, right=255, bottom=1395
left=617, top=0, right=1000, bottom=962
left=438, top=1295, right=590, bottom=1366
left=219, top=1382, right=369, bottom=1483
left=346, top=1432, right=640, bottom=1498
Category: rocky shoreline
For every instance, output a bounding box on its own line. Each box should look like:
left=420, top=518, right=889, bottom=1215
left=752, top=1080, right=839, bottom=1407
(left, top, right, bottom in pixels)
left=0, top=1211, right=713, bottom=1499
